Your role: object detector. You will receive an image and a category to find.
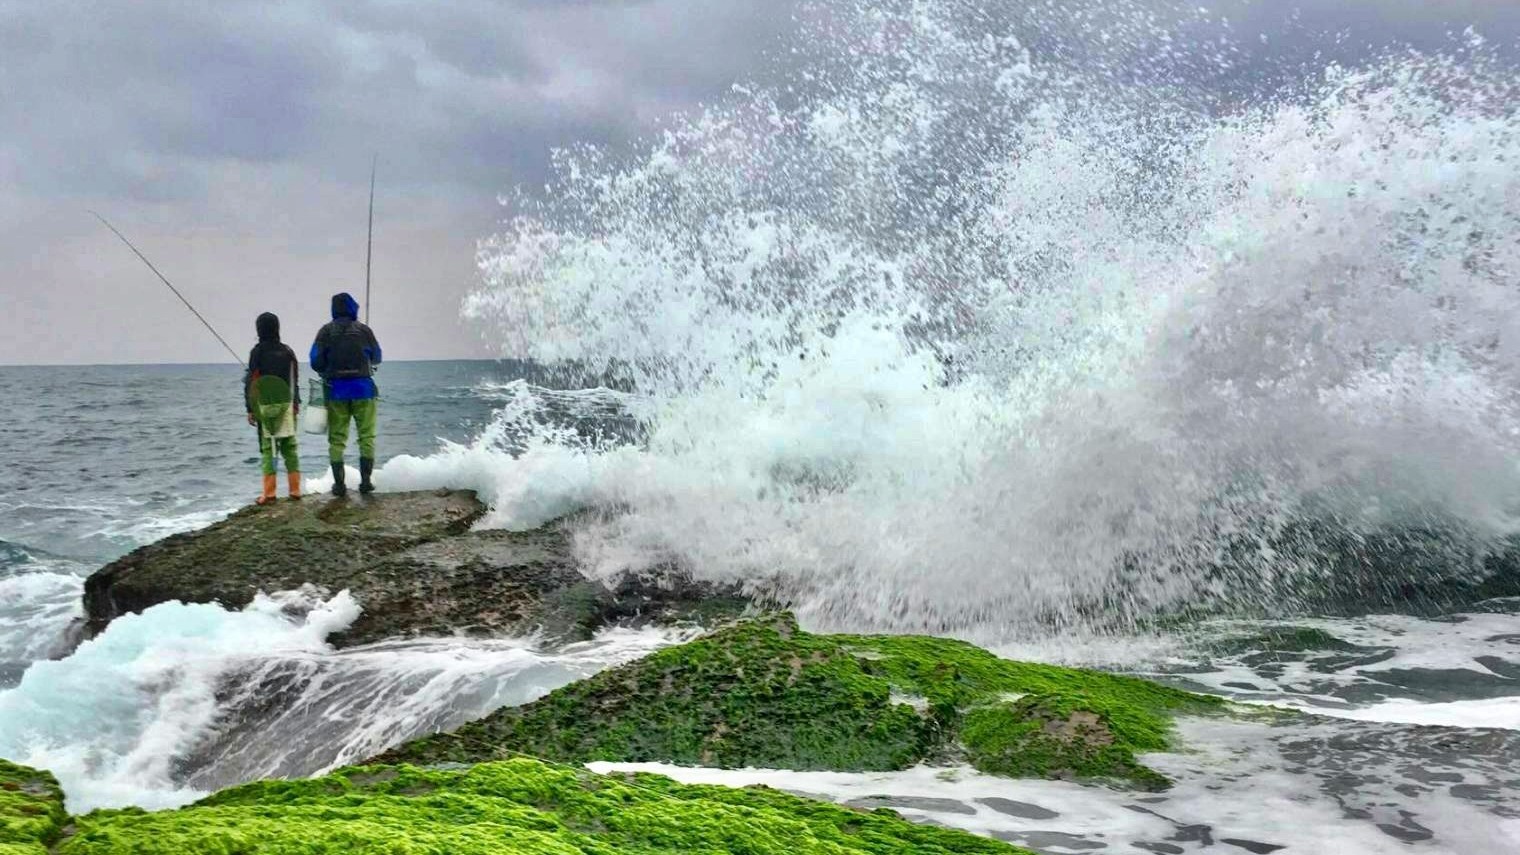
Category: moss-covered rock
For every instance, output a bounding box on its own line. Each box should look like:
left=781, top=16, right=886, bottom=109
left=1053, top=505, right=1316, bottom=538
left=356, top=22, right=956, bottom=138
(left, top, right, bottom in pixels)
left=382, top=615, right=927, bottom=772
left=0, top=760, right=67, bottom=855
left=82, top=491, right=748, bottom=646
left=1208, top=626, right=1365, bottom=656
left=55, top=758, right=1023, bottom=854
left=381, top=615, right=1222, bottom=789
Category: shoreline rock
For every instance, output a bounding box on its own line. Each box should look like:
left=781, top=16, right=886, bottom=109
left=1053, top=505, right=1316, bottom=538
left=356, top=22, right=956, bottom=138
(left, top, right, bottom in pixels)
left=0, top=759, right=67, bottom=855
left=80, top=490, right=747, bottom=647
left=29, top=758, right=1026, bottom=854
left=379, top=614, right=1225, bottom=790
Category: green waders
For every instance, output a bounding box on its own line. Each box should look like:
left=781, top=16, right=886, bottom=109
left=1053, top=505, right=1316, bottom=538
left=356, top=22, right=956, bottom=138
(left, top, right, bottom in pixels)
left=326, top=398, right=378, bottom=462
left=260, top=433, right=300, bottom=476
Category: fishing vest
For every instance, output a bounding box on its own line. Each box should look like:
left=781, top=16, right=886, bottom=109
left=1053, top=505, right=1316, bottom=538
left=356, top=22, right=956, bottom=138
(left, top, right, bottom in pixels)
left=325, top=321, right=373, bottom=379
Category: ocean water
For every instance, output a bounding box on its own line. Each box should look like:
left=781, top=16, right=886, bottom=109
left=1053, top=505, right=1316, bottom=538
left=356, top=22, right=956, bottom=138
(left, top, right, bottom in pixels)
left=0, top=360, right=532, bottom=682
left=0, top=359, right=678, bottom=813
left=5, top=0, right=1520, bottom=850
left=0, top=360, right=544, bottom=565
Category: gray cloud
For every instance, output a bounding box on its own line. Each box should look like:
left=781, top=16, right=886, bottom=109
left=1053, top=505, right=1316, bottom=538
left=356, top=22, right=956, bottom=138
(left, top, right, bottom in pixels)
left=0, top=0, right=798, bottom=364
left=0, top=0, right=1514, bottom=364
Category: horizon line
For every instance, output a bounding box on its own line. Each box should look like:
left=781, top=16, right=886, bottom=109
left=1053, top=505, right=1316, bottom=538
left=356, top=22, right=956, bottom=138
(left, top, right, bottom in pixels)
left=0, top=356, right=519, bottom=369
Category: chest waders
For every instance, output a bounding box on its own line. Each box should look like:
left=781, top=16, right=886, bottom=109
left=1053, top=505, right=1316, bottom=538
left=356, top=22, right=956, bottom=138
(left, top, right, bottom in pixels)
left=323, top=322, right=378, bottom=498
left=251, top=367, right=302, bottom=504
left=325, top=394, right=377, bottom=497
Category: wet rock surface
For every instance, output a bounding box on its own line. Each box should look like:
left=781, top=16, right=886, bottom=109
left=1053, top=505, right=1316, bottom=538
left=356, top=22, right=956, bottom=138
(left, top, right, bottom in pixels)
left=82, top=490, right=747, bottom=646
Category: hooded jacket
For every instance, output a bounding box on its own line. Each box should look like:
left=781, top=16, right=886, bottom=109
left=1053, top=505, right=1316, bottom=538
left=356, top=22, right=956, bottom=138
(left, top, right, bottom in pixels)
left=310, top=292, right=383, bottom=401
left=244, top=312, right=301, bottom=414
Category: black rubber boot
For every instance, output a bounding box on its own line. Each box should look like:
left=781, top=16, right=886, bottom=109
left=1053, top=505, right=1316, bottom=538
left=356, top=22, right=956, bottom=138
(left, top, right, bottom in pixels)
left=331, top=461, right=348, bottom=498
left=359, top=457, right=375, bottom=494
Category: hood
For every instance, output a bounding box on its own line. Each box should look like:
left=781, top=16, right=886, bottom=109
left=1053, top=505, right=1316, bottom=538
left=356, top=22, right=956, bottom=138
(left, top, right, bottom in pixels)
left=255, top=312, right=280, bottom=343
left=331, top=292, right=359, bottom=321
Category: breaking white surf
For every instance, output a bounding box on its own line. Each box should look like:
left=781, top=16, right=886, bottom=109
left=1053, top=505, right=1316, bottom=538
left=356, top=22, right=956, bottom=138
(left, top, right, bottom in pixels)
left=0, top=587, right=688, bottom=813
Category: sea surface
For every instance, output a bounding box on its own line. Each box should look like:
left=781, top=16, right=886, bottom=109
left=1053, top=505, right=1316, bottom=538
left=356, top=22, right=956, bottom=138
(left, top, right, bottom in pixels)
left=0, top=360, right=529, bottom=568
left=0, top=361, right=1516, bottom=853
left=5, top=0, right=1520, bottom=851
left=0, top=359, right=546, bottom=686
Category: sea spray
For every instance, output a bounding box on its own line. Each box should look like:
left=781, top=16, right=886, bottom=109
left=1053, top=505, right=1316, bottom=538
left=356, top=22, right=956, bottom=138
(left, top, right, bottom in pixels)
left=452, top=0, right=1520, bottom=639
left=0, top=572, right=83, bottom=669
left=0, top=583, right=690, bottom=812
left=372, top=382, right=639, bottom=530
left=175, top=625, right=689, bottom=793
left=0, top=589, right=360, bottom=812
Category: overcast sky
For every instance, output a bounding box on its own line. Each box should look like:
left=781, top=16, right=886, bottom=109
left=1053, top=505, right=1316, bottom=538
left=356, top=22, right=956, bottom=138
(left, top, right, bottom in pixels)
left=0, top=0, right=1515, bottom=365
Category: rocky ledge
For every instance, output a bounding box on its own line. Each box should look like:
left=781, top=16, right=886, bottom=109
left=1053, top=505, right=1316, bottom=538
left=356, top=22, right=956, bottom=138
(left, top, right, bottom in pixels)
left=81, top=490, right=747, bottom=647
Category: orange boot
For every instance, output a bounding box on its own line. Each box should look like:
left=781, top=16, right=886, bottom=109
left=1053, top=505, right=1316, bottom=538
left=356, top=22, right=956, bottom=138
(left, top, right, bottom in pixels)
left=287, top=471, right=303, bottom=500
left=256, top=474, right=278, bottom=505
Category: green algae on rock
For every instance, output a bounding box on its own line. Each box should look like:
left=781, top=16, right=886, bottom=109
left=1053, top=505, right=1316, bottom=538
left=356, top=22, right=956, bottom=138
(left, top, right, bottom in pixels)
left=855, top=633, right=1215, bottom=788
left=381, top=614, right=929, bottom=772
left=0, top=760, right=67, bottom=855
left=55, top=758, right=1024, bottom=855
left=82, top=490, right=486, bottom=641
left=381, top=615, right=1222, bottom=789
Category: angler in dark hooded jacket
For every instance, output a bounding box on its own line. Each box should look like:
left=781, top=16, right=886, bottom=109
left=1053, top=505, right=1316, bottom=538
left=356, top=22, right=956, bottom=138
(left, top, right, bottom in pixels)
left=244, top=312, right=302, bottom=504
left=310, top=292, right=382, bottom=496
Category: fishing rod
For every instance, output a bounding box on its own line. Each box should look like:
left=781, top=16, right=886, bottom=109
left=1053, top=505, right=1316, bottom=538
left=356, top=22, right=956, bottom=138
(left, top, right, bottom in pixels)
left=365, top=155, right=376, bottom=324
left=90, top=211, right=242, bottom=365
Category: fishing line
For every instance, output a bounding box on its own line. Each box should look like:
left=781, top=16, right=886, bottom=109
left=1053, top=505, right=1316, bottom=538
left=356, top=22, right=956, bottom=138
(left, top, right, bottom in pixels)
left=365, top=155, right=376, bottom=325
left=90, top=211, right=242, bottom=365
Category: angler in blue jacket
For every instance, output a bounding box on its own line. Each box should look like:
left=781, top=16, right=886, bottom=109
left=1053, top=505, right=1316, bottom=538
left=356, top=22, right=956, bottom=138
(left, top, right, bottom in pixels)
left=311, top=292, right=382, bottom=497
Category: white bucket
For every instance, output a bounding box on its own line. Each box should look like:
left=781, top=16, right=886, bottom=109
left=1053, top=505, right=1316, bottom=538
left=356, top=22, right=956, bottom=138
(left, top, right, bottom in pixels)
left=302, top=379, right=328, bottom=434
left=301, top=406, right=327, bottom=435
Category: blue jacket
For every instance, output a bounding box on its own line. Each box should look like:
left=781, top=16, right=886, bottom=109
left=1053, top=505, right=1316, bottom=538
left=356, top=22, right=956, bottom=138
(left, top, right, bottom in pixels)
left=310, top=293, right=382, bottom=401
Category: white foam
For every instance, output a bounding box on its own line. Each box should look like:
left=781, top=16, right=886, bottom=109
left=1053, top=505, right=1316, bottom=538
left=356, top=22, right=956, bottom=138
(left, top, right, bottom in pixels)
left=592, top=714, right=1520, bottom=853
left=0, top=586, right=693, bottom=813
left=190, top=624, right=695, bottom=788
left=303, top=381, right=628, bottom=531
left=1266, top=696, right=1520, bottom=731
left=375, top=440, right=610, bottom=532
left=93, top=504, right=240, bottom=545
left=1149, top=611, right=1520, bottom=717
left=1304, top=613, right=1520, bottom=677
left=0, top=572, right=83, bottom=664
left=587, top=760, right=1402, bottom=854
left=0, top=589, right=360, bottom=812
